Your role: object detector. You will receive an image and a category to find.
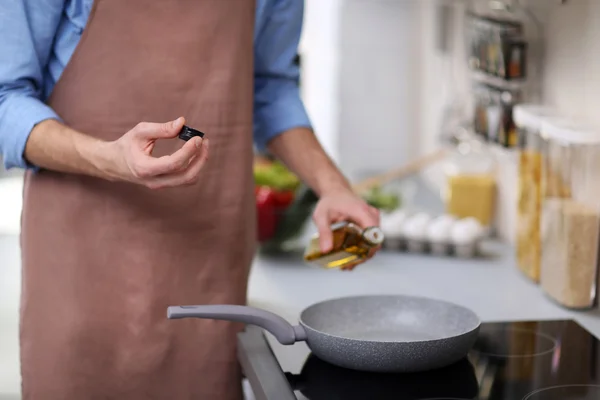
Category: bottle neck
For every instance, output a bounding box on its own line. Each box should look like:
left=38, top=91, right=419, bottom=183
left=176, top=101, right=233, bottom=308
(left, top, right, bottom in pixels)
left=362, top=227, right=384, bottom=247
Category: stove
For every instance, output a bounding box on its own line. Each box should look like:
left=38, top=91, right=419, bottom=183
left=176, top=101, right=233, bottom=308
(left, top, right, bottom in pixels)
left=238, top=320, right=600, bottom=400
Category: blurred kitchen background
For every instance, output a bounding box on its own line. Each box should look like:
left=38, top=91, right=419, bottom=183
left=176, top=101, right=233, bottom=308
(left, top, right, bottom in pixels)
left=2, top=0, right=600, bottom=397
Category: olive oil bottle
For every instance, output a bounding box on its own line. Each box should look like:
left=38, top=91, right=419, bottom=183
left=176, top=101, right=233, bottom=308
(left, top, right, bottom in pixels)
left=304, top=222, right=384, bottom=269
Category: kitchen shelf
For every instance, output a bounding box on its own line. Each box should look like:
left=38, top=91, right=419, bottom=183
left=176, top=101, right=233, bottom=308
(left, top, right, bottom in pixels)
left=469, top=69, right=527, bottom=91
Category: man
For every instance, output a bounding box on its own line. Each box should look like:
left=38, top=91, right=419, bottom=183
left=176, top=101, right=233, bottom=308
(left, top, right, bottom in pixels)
left=0, top=1, right=379, bottom=399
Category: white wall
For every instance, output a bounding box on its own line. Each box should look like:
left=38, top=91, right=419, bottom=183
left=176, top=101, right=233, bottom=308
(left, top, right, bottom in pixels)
left=542, top=0, right=600, bottom=124
left=300, top=0, right=344, bottom=161
left=337, top=0, right=419, bottom=179
left=417, top=0, right=471, bottom=190
left=301, top=0, right=421, bottom=180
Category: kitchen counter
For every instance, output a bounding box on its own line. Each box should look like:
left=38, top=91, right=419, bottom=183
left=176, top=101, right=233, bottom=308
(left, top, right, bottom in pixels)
left=247, top=176, right=600, bottom=369
left=246, top=242, right=600, bottom=374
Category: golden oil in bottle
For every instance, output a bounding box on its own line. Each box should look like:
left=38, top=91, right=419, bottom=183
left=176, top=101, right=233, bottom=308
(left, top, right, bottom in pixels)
left=303, top=222, right=384, bottom=269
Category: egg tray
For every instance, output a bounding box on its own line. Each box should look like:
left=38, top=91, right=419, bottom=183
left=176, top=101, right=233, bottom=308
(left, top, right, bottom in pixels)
left=382, top=237, right=483, bottom=258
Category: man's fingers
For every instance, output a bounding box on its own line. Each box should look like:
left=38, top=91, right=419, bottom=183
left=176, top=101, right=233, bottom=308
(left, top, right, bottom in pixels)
left=155, top=136, right=204, bottom=174
left=149, top=139, right=210, bottom=188
left=134, top=117, right=185, bottom=140
left=369, top=206, right=380, bottom=220
left=313, top=209, right=333, bottom=253
left=135, top=136, right=203, bottom=178
left=346, top=204, right=378, bottom=229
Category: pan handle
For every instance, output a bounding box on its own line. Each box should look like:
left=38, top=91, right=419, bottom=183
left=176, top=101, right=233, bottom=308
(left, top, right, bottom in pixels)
left=167, top=305, right=307, bottom=345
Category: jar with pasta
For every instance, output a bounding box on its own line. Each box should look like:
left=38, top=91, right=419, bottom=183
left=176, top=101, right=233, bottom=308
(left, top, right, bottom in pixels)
left=540, top=119, right=600, bottom=309
left=513, top=105, right=555, bottom=282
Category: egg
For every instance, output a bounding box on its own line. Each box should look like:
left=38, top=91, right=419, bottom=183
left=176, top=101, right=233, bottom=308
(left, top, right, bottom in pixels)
left=461, top=217, right=483, bottom=236
left=451, top=221, right=476, bottom=245
left=381, top=213, right=405, bottom=238
left=389, top=210, right=409, bottom=224
left=427, top=216, right=455, bottom=243
left=403, top=213, right=432, bottom=241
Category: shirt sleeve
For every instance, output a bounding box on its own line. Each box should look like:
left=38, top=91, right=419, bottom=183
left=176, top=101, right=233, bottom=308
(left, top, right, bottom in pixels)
left=253, top=0, right=312, bottom=151
left=0, top=0, right=64, bottom=170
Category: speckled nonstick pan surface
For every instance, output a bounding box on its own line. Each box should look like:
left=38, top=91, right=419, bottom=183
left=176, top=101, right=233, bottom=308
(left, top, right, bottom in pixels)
left=167, top=294, right=481, bottom=373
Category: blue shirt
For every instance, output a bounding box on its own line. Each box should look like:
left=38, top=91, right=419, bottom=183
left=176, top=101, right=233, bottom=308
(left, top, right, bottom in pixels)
left=0, top=0, right=311, bottom=170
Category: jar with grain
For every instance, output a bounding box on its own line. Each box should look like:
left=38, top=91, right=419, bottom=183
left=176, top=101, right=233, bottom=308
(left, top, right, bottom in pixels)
left=444, top=140, right=496, bottom=228
left=540, top=119, right=600, bottom=309
left=513, top=105, right=556, bottom=282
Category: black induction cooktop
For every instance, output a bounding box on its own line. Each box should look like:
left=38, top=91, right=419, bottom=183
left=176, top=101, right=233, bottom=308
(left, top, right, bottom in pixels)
left=237, top=320, right=600, bottom=400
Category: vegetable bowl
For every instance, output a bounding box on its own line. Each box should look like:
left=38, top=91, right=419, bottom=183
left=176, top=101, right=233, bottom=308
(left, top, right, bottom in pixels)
left=253, top=159, right=302, bottom=244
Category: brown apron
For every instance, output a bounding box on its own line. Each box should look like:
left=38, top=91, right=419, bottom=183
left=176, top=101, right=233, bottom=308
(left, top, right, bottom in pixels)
left=20, top=0, right=256, bottom=399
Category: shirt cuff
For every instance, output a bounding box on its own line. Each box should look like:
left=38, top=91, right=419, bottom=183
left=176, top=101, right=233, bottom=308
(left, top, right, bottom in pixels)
left=1, top=95, right=60, bottom=170
left=253, top=79, right=312, bottom=151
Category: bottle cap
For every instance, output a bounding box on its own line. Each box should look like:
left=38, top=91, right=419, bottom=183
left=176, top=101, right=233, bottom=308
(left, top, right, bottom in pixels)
left=362, top=227, right=385, bottom=246
left=178, top=125, right=205, bottom=141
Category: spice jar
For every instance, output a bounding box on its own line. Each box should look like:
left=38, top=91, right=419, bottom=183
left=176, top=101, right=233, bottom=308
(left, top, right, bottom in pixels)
left=444, top=140, right=496, bottom=227
left=513, top=105, right=555, bottom=282
left=540, top=119, right=600, bottom=309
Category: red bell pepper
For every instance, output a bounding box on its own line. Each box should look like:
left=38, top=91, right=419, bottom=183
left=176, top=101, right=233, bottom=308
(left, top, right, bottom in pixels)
left=256, top=186, right=278, bottom=242
left=255, top=186, right=296, bottom=243
left=272, top=190, right=295, bottom=208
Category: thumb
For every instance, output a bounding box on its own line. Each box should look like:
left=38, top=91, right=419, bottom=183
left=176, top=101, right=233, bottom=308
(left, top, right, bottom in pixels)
left=313, top=210, right=333, bottom=253
left=137, top=117, right=185, bottom=140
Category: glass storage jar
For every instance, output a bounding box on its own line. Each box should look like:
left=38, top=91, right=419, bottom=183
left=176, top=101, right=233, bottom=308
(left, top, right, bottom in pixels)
left=540, top=119, right=600, bottom=309
left=444, top=139, right=497, bottom=227
left=513, top=105, right=556, bottom=282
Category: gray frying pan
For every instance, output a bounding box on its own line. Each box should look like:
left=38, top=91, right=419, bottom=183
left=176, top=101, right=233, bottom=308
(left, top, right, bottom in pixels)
left=167, top=294, right=480, bottom=373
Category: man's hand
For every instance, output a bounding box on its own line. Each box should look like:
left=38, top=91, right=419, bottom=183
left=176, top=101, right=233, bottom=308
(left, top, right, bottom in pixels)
left=312, top=187, right=381, bottom=270
left=25, top=117, right=209, bottom=189
left=100, top=117, right=209, bottom=189
left=265, top=127, right=382, bottom=270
